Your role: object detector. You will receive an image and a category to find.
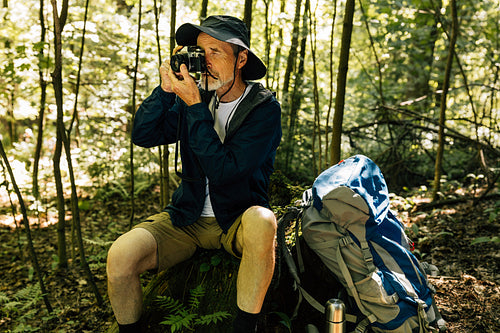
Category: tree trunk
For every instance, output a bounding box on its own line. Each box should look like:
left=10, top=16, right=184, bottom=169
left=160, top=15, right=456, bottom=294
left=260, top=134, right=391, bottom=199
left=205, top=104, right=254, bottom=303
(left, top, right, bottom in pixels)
left=128, top=0, right=142, bottom=230
left=270, top=0, right=286, bottom=96
left=432, top=0, right=458, bottom=201
left=284, top=0, right=309, bottom=172
left=307, top=1, right=321, bottom=176
left=200, top=0, right=208, bottom=22
left=279, top=0, right=302, bottom=173
left=33, top=0, right=47, bottom=199
left=330, top=0, right=355, bottom=165
left=50, top=0, right=68, bottom=270
left=324, top=0, right=338, bottom=170
left=0, top=139, right=53, bottom=313
left=244, top=0, right=253, bottom=39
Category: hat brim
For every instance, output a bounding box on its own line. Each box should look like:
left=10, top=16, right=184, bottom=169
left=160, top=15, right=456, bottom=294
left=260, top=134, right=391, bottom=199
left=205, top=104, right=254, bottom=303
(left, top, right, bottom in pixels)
left=175, top=23, right=267, bottom=80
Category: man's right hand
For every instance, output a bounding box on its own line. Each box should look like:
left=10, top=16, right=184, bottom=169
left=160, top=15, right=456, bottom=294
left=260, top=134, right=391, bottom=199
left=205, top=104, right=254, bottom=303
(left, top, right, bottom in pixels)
left=159, top=46, right=185, bottom=93
left=159, top=59, right=175, bottom=93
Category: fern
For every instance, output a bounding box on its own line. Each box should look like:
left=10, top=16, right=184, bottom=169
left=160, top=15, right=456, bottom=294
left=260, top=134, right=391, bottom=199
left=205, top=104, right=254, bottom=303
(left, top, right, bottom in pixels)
left=188, top=285, right=205, bottom=310
left=156, top=296, right=187, bottom=316
left=83, top=237, right=113, bottom=247
left=160, top=313, right=197, bottom=332
left=158, top=284, right=230, bottom=332
left=195, top=311, right=231, bottom=326
left=0, top=292, right=9, bottom=304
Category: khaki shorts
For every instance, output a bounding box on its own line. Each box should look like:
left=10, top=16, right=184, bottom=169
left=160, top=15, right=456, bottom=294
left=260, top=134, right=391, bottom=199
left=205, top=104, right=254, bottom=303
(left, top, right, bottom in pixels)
left=133, top=211, right=242, bottom=272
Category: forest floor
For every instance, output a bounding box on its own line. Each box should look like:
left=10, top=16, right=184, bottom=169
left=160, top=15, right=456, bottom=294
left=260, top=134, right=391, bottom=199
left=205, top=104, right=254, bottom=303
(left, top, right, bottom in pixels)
left=0, top=185, right=499, bottom=332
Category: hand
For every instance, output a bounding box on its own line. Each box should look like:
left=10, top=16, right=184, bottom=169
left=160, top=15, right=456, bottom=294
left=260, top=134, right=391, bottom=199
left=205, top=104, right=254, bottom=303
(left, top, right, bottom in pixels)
left=159, top=46, right=185, bottom=93
left=159, top=59, right=175, bottom=93
left=167, top=63, right=202, bottom=107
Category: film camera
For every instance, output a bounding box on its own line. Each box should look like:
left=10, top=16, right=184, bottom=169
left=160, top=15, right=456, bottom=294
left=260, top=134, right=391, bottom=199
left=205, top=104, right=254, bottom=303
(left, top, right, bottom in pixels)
left=170, top=46, right=206, bottom=73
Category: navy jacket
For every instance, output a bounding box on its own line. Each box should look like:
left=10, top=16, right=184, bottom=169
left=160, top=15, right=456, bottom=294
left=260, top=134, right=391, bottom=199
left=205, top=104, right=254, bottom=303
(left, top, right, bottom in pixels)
left=132, top=83, right=282, bottom=232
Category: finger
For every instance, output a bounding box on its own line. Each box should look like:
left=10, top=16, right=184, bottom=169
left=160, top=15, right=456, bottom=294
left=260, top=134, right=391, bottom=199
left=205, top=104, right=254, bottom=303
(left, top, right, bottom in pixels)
left=179, top=64, right=190, bottom=79
left=173, top=45, right=184, bottom=55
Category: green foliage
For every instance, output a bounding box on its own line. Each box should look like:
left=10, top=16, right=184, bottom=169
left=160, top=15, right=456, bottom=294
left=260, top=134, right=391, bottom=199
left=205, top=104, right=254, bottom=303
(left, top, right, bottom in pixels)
left=0, top=284, right=43, bottom=332
left=471, top=236, right=500, bottom=245
left=272, top=311, right=292, bottom=332
left=156, top=286, right=231, bottom=332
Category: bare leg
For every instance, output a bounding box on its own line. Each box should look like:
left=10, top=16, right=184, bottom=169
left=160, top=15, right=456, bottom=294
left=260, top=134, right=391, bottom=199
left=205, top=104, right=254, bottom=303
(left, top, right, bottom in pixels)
left=235, top=206, right=277, bottom=313
left=106, top=228, right=158, bottom=324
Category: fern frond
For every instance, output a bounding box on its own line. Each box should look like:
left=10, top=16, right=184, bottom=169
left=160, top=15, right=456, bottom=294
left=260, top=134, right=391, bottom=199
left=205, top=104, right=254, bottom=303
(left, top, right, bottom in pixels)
left=188, top=285, right=205, bottom=310
left=156, top=296, right=187, bottom=316
left=14, top=283, right=41, bottom=301
left=0, top=292, right=10, bottom=304
left=160, top=313, right=197, bottom=332
left=83, top=237, right=113, bottom=247
left=195, top=311, right=231, bottom=326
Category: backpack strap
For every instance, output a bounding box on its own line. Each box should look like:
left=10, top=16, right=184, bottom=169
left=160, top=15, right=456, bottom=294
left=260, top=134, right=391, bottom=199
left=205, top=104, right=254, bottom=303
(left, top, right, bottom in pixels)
left=336, top=235, right=378, bottom=329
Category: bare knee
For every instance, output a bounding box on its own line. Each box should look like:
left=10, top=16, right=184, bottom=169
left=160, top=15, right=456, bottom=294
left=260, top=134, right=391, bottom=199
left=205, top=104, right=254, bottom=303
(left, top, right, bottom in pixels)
left=240, top=206, right=277, bottom=250
left=107, top=228, right=158, bottom=281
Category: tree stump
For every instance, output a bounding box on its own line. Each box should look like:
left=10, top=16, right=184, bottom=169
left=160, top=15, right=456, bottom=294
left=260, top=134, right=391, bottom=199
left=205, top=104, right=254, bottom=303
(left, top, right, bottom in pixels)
left=107, top=249, right=240, bottom=333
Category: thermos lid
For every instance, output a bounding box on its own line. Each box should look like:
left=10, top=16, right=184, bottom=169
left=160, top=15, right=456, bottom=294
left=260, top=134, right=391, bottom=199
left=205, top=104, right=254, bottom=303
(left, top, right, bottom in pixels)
left=325, top=299, right=345, bottom=323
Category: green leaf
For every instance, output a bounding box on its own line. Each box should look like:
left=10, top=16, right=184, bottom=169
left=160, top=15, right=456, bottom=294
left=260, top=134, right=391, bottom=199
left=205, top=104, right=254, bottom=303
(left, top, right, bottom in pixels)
left=411, top=223, right=419, bottom=236
left=199, top=262, right=211, bottom=272
left=471, top=236, right=499, bottom=245
left=271, top=312, right=292, bottom=330
left=433, top=231, right=453, bottom=238
left=210, top=254, right=222, bottom=267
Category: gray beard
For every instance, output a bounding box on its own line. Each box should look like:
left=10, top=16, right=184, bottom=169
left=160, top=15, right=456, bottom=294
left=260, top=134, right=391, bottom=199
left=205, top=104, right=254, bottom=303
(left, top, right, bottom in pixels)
left=200, top=73, right=234, bottom=92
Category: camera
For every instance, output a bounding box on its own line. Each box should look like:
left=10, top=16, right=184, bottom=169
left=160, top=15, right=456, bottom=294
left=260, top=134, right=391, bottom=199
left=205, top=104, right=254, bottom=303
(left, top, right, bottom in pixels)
left=170, top=46, right=206, bottom=73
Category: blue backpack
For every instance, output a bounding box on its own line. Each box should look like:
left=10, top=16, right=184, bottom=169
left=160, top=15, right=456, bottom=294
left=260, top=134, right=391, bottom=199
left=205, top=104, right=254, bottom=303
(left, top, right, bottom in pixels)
left=280, top=155, right=445, bottom=332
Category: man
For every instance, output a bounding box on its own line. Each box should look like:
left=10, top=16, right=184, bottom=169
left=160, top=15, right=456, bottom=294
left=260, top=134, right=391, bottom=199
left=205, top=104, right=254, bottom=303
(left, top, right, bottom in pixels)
left=106, top=15, right=282, bottom=333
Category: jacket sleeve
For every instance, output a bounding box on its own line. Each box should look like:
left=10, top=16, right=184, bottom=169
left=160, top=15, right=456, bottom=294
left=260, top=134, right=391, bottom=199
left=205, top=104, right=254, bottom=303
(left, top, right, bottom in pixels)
left=186, top=98, right=282, bottom=186
left=132, top=86, right=183, bottom=148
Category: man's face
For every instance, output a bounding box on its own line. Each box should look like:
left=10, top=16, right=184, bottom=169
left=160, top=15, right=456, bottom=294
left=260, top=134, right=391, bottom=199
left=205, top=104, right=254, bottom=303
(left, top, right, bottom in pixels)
left=196, top=32, right=237, bottom=92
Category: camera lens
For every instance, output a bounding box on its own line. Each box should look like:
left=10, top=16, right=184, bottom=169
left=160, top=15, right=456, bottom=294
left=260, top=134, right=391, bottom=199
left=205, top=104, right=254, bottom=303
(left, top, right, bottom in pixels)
left=170, top=54, right=186, bottom=72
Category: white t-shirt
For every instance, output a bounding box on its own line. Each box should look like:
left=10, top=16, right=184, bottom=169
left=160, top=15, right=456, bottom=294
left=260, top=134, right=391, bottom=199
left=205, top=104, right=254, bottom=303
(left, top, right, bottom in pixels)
left=200, top=83, right=254, bottom=217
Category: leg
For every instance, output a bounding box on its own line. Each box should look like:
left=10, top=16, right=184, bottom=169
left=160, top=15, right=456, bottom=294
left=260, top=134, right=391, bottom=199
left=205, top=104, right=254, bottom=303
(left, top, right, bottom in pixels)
left=234, top=206, right=277, bottom=313
left=106, top=228, right=158, bottom=325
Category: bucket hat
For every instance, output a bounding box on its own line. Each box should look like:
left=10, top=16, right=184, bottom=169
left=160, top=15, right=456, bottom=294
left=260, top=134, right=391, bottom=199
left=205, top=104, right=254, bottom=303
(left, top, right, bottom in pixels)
left=175, top=15, right=267, bottom=80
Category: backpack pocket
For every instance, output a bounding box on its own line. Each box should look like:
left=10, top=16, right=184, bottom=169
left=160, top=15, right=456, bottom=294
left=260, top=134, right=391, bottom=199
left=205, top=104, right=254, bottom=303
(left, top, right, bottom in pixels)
left=354, top=270, right=400, bottom=323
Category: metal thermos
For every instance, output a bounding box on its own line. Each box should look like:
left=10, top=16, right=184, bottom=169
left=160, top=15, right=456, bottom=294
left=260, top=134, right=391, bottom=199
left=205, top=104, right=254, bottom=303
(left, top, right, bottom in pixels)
left=325, top=299, right=346, bottom=333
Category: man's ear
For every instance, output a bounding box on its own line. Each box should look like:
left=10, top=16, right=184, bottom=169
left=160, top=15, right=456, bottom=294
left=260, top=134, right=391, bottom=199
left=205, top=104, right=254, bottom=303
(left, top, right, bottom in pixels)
left=237, top=49, right=248, bottom=69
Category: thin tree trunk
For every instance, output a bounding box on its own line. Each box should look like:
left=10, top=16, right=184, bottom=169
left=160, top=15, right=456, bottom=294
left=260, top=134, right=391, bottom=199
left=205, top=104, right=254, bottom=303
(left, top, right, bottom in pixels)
left=129, top=0, right=142, bottom=229
left=68, top=0, right=88, bottom=261
left=153, top=0, right=169, bottom=208
left=51, top=0, right=103, bottom=305
left=284, top=0, right=308, bottom=172
left=358, top=0, right=384, bottom=105
left=243, top=0, right=253, bottom=39
left=50, top=0, right=68, bottom=270
left=330, top=0, right=355, bottom=165
left=200, top=0, right=208, bottom=22
left=432, top=0, right=458, bottom=201
left=280, top=0, right=302, bottom=172
left=324, top=0, right=337, bottom=169
left=307, top=0, right=321, bottom=176
left=33, top=0, right=47, bottom=199
left=270, top=0, right=285, bottom=96
left=0, top=139, right=53, bottom=313
left=263, top=0, right=271, bottom=88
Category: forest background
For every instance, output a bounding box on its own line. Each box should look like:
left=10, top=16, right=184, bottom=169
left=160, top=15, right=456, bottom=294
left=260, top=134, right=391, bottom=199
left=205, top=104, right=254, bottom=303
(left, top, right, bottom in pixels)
left=0, top=0, right=499, bottom=332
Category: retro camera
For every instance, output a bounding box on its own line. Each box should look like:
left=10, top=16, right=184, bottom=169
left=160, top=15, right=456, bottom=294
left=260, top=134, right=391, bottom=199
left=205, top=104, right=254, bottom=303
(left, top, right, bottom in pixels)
left=170, top=46, right=206, bottom=73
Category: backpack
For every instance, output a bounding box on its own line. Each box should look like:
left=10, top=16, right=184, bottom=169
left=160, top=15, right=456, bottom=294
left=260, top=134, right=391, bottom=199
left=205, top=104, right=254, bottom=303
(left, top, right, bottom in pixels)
left=279, top=155, right=445, bottom=332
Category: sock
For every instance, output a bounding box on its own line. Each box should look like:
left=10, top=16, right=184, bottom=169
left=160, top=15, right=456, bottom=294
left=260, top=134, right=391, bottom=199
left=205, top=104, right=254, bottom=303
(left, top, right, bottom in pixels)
left=232, top=308, right=259, bottom=333
left=118, top=321, right=141, bottom=333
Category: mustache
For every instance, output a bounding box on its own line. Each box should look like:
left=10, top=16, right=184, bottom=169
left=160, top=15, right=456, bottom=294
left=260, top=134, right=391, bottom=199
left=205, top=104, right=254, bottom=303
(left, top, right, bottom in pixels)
left=204, top=70, right=218, bottom=80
